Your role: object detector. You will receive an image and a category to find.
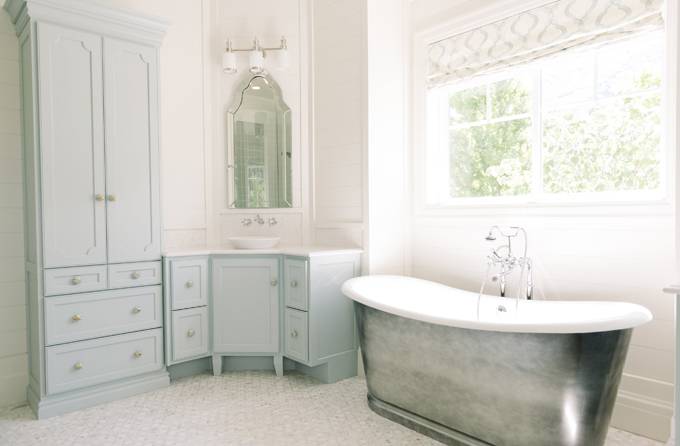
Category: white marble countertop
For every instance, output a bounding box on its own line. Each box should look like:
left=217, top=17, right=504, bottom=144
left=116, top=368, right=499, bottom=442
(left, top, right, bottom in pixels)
left=163, top=245, right=363, bottom=258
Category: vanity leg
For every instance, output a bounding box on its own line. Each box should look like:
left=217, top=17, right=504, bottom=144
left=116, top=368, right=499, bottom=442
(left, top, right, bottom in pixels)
left=273, top=354, right=283, bottom=377
left=212, top=354, right=222, bottom=376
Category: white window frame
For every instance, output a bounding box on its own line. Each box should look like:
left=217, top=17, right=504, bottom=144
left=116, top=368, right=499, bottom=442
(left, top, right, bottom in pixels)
left=412, top=0, right=677, bottom=218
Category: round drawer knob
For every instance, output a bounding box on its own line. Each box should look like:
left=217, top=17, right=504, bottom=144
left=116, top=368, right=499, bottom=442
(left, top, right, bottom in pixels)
left=185, top=280, right=194, bottom=288
left=71, top=314, right=82, bottom=322
left=71, top=276, right=81, bottom=285
left=270, top=279, right=278, bottom=287
left=290, top=280, right=298, bottom=288
left=95, top=193, right=105, bottom=202
left=74, top=362, right=83, bottom=370
left=107, top=194, right=117, bottom=202
left=132, top=306, right=142, bottom=314
left=187, top=329, right=196, bottom=338
left=133, top=351, right=143, bottom=358
left=290, top=329, right=298, bottom=338
left=131, top=271, right=141, bottom=280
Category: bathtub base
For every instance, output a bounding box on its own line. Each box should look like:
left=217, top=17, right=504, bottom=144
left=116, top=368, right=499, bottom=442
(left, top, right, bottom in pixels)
left=367, top=393, right=490, bottom=446
left=355, top=302, right=632, bottom=446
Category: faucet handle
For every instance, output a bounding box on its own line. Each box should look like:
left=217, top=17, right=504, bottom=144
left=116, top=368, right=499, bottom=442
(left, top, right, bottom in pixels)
left=268, top=217, right=277, bottom=226
left=241, top=218, right=252, bottom=226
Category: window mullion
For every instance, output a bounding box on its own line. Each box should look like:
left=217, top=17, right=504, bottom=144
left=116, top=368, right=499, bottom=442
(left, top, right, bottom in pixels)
left=531, top=69, right=543, bottom=201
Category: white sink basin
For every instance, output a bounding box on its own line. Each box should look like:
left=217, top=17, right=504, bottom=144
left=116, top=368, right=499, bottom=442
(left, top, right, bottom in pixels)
left=228, top=236, right=280, bottom=249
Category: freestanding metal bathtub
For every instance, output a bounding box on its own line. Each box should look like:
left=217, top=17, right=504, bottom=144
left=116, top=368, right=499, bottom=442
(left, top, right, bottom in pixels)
left=342, top=275, right=653, bottom=446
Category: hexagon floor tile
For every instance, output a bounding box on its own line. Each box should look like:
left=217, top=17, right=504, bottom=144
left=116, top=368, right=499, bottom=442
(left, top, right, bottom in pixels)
left=0, top=372, right=666, bottom=446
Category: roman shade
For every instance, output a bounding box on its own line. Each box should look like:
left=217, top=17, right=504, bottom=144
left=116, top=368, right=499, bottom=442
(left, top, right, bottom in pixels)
left=427, top=0, right=664, bottom=88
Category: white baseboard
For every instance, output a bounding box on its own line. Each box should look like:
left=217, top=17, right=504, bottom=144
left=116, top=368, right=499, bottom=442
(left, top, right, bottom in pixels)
left=611, top=389, right=674, bottom=442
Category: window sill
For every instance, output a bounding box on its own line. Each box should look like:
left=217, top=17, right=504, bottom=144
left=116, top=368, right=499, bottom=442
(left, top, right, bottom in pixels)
left=415, top=197, right=674, bottom=218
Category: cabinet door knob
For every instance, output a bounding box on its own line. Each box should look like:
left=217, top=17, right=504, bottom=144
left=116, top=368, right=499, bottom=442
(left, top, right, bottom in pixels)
left=290, top=280, right=298, bottom=288
left=133, top=351, right=142, bottom=358
left=95, top=193, right=105, bottom=202
left=71, top=276, right=81, bottom=285
left=71, top=314, right=82, bottom=322
left=131, top=271, right=141, bottom=279
left=74, top=362, right=83, bottom=370
left=270, top=279, right=278, bottom=287
left=290, top=329, right=298, bottom=338
left=185, top=280, right=194, bottom=288
left=132, top=306, right=142, bottom=314
left=187, top=329, right=196, bottom=338
left=107, top=194, right=116, bottom=202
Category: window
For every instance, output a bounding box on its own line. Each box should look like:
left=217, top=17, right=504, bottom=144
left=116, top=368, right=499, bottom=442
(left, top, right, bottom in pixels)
left=426, top=31, right=664, bottom=204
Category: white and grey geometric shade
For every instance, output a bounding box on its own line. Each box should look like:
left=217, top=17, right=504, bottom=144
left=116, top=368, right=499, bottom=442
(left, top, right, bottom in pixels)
left=427, top=0, right=664, bottom=88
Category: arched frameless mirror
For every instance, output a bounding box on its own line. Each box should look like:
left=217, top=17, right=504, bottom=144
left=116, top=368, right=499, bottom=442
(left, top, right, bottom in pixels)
left=227, top=74, right=292, bottom=208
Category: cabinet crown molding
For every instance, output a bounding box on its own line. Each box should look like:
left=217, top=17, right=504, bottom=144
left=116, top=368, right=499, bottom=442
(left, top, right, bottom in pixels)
left=4, top=0, right=169, bottom=46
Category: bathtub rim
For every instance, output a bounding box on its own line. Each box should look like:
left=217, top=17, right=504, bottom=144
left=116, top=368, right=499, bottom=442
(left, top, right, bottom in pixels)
left=342, top=275, right=652, bottom=334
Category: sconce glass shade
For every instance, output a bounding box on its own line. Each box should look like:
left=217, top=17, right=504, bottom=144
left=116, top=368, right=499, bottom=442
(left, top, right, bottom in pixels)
left=271, top=48, right=289, bottom=70
left=249, top=50, right=264, bottom=74
left=222, top=51, right=237, bottom=74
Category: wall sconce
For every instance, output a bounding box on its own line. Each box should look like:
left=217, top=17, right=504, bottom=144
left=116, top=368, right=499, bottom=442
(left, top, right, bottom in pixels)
left=222, top=36, right=288, bottom=74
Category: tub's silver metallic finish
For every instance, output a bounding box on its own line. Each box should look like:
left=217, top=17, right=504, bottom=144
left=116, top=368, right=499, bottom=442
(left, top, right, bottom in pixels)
left=355, top=302, right=632, bottom=446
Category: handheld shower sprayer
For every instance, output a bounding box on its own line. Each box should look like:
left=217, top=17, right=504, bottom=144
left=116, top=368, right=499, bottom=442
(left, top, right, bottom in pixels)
left=482, top=226, right=532, bottom=300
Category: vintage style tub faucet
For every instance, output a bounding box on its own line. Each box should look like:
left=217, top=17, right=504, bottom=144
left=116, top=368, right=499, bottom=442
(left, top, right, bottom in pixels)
left=484, top=226, right=533, bottom=300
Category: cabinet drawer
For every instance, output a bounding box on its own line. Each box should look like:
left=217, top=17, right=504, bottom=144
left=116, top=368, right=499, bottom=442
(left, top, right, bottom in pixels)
left=109, top=261, right=161, bottom=289
left=284, top=258, right=308, bottom=311
left=45, top=286, right=162, bottom=345
left=172, top=307, right=209, bottom=362
left=170, top=258, right=208, bottom=310
left=45, top=328, right=163, bottom=395
left=284, top=308, right=308, bottom=362
left=44, top=265, right=108, bottom=296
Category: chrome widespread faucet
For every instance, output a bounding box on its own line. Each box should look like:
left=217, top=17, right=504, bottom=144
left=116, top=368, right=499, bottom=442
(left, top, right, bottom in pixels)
left=484, top=226, right=533, bottom=300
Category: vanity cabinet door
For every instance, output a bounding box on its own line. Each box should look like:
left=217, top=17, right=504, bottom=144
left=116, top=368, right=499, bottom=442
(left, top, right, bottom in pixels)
left=37, top=23, right=107, bottom=268
left=212, top=258, right=279, bottom=353
left=103, top=38, right=161, bottom=263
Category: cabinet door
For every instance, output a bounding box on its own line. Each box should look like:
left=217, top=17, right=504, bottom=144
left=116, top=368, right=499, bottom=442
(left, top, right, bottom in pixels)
left=103, top=38, right=161, bottom=263
left=37, top=23, right=107, bottom=268
left=212, top=258, right=279, bottom=353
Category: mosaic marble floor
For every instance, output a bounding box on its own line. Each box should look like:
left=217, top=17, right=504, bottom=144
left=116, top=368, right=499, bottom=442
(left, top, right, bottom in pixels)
left=0, top=371, right=666, bottom=446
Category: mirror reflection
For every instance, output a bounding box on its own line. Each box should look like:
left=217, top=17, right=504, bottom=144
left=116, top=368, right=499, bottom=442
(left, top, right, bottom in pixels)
left=227, top=74, right=292, bottom=208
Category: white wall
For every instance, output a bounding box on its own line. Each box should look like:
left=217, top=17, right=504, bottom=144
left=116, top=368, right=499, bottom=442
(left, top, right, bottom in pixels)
left=0, top=7, right=26, bottom=408
left=365, top=0, right=408, bottom=274
left=312, top=0, right=366, bottom=249
left=311, top=0, right=411, bottom=277
left=409, top=0, right=676, bottom=441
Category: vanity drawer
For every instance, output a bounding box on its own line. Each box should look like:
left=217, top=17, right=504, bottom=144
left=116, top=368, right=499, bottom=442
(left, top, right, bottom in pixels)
left=44, top=265, right=108, bottom=296
left=172, top=307, right=209, bottom=362
left=284, top=258, right=308, bottom=311
left=44, top=286, right=162, bottom=345
left=284, top=308, right=308, bottom=362
left=170, top=258, right=208, bottom=310
left=109, top=261, right=161, bottom=289
left=45, top=328, right=163, bottom=395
